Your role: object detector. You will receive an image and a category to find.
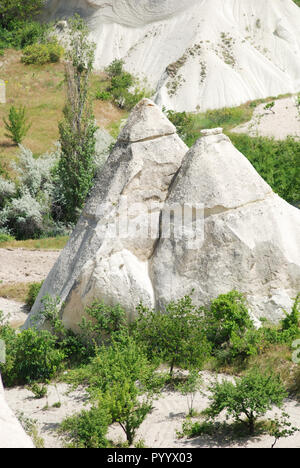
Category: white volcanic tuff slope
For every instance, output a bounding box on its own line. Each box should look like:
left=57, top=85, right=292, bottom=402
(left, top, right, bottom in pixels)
left=24, top=99, right=187, bottom=332
left=150, top=130, right=300, bottom=323
left=44, top=0, right=300, bottom=111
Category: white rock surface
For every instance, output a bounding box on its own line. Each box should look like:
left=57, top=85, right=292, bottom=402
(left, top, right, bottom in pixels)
left=24, top=100, right=300, bottom=329
left=150, top=132, right=300, bottom=322
left=24, top=99, right=187, bottom=332
left=43, top=0, right=300, bottom=111
left=0, top=374, right=34, bottom=448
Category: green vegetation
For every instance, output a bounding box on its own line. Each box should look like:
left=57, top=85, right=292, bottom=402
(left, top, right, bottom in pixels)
left=21, top=40, right=64, bottom=65
left=3, top=105, right=31, bottom=145
left=96, top=59, right=152, bottom=111
left=26, top=281, right=44, bottom=309
left=206, top=369, right=287, bottom=435
left=132, top=295, right=211, bottom=377
left=57, top=15, right=97, bottom=223
left=0, top=288, right=299, bottom=447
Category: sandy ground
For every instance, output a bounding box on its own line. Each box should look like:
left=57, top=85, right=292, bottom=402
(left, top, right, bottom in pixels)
left=4, top=371, right=300, bottom=449
left=0, top=248, right=60, bottom=285
left=232, top=96, right=300, bottom=140
left=0, top=248, right=60, bottom=326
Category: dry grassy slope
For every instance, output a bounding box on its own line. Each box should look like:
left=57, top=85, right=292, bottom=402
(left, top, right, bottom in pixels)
left=0, top=50, right=125, bottom=175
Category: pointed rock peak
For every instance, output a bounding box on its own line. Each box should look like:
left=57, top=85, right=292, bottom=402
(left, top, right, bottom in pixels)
left=118, top=98, right=176, bottom=143
left=169, top=132, right=273, bottom=212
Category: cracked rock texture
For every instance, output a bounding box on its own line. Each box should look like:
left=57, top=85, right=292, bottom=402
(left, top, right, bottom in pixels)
left=24, top=99, right=300, bottom=331
left=43, top=0, right=300, bottom=111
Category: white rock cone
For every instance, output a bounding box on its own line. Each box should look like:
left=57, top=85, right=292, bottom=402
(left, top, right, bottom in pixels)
left=24, top=99, right=187, bottom=332
left=150, top=129, right=300, bottom=322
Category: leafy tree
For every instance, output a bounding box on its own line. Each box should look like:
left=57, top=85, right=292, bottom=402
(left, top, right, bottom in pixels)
left=3, top=105, right=31, bottom=144
left=57, top=15, right=97, bottom=223
left=0, top=0, right=45, bottom=28
left=133, top=295, right=211, bottom=377
left=104, top=379, right=152, bottom=446
left=204, top=290, right=254, bottom=349
left=206, top=369, right=287, bottom=435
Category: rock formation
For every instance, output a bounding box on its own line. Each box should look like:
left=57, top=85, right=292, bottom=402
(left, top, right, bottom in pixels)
left=0, top=374, right=34, bottom=448
left=25, top=99, right=188, bottom=332
left=24, top=99, right=300, bottom=330
left=151, top=128, right=300, bottom=323
left=43, top=0, right=300, bottom=111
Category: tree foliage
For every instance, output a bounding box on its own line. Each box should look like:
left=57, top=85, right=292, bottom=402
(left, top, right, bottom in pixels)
left=206, top=369, right=287, bottom=435
left=0, top=0, right=45, bottom=28
left=57, top=15, right=97, bottom=223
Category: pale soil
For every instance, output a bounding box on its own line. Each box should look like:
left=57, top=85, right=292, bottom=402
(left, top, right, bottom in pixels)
left=232, top=96, right=300, bottom=140
left=0, top=248, right=59, bottom=326
left=0, top=249, right=60, bottom=286
left=4, top=371, right=300, bottom=449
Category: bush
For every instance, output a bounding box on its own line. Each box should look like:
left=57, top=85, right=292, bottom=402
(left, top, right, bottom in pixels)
left=79, top=301, right=128, bottom=345
left=229, top=134, right=300, bottom=207
left=21, top=40, right=63, bottom=65
left=206, top=368, right=287, bottom=435
left=99, top=58, right=152, bottom=111
left=133, top=295, right=212, bottom=376
left=26, top=281, right=44, bottom=309
left=0, top=324, right=65, bottom=387
left=204, top=291, right=254, bottom=350
left=59, top=405, right=111, bottom=448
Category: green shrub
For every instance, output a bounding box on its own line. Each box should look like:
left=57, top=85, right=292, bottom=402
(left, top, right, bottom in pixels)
left=95, top=90, right=112, bottom=101
left=99, top=58, right=151, bottom=111
left=3, top=105, right=31, bottom=144
left=229, top=134, right=300, bottom=207
left=133, top=295, right=211, bottom=376
left=0, top=1, right=45, bottom=29
left=79, top=301, right=128, bottom=345
left=0, top=325, right=65, bottom=387
left=59, top=405, right=111, bottom=448
left=21, top=41, right=63, bottom=65
left=204, top=290, right=254, bottom=349
left=26, top=282, right=43, bottom=309
left=0, top=232, right=14, bottom=243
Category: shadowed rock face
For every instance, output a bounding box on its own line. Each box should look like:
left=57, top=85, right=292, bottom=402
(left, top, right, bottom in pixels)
left=43, top=0, right=300, bottom=111
left=24, top=100, right=300, bottom=331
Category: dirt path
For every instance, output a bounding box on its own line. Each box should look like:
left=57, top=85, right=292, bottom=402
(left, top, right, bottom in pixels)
left=232, top=96, right=300, bottom=140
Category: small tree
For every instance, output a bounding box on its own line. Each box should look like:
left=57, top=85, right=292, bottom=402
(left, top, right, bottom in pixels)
left=57, top=15, right=97, bottom=223
left=133, top=296, right=211, bottom=377
left=264, top=101, right=275, bottom=114
left=206, top=369, right=287, bottom=435
left=176, top=370, right=202, bottom=416
left=268, top=412, right=299, bottom=448
left=3, top=105, right=31, bottom=144
left=104, top=379, right=152, bottom=446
